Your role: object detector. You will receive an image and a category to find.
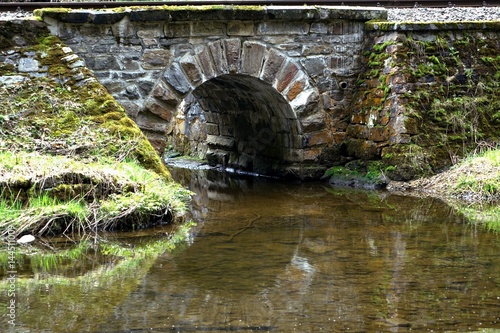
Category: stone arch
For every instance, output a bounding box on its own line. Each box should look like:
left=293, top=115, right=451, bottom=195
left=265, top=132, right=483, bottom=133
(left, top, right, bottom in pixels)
left=141, top=38, right=329, bottom=177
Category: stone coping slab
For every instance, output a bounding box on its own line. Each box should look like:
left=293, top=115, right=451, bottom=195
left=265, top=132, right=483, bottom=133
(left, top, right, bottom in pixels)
left=366, top=20, right=500, bottom=31
left=35, top=5, right=387, bottom=24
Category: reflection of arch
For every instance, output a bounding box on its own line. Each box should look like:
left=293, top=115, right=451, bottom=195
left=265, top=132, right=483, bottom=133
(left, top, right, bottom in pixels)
left=142, top=38, right=327, bottom=176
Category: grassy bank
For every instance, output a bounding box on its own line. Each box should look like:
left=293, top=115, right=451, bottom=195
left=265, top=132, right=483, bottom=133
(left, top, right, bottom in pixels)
left=395, top=147, right=500, bottom=232
left=0, top=33, right=191, bottom=237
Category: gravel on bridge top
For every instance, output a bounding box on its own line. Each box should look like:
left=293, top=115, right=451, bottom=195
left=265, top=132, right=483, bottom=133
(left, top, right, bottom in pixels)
left=1, top=6, right=500, bottom=22
left=387, top=6, right=500, bottom=22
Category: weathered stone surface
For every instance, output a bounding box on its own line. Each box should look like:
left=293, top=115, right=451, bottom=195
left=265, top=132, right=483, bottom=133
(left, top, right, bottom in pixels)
left=290, top=88, right=319, bottom=118
left=90, top=11, right=126, bottom=25
left=164, top=22, right=190, bottom=38
left=257, top=22, right=309, bottom=36
left=240, top=41, right=266, bottom=77
left=304, top=130, right=332, bottom=147
left=18, top=58, right=39, bottom=72
left=88, top=55, right=120, bottom=71
left=135, top=111, right=168, bottom=133
left=152, top=80, right=180, bottom=106
left=207, top=135, right=235, bottom=149
left=129, top=10, right=170, bottom=22
left=140, top=49, right=172, bottom=69
left=38, top=5, right=392, bottom=179
left=0, top=75, right=27, bottom=86
left=208, top=41, right=228, bottom=76
left=260, top=48, right=286, bottom=84
left=223, top=38, right=241, bottom=74
left=192, top=21, right=225, bottom=36
left=164, top=62, right=192, bottom=94
left=179, top=53, right=203, bottom=85
left=144, top=98, right=174, bottom=121
left=287, top=77, right=306, bottom=101
left=301, top=56, right=326, bottom=81
left=112, top=16, right=135, bottom=38
left=227, top=21, right=254, bottom=36
left=276, top=60, right=299, bottom=92
left=196, top=47, right=216, bottom=80
left=299, top=112, right=326, bottom=132
left=205, top=123, right=220, bottom=135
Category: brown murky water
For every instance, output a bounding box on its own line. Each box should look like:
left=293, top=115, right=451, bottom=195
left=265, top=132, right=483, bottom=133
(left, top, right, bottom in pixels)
left=2, top=167, right=500, bottom=332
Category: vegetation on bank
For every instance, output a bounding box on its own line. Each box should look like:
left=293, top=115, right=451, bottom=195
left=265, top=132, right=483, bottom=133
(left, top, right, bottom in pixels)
left=0, top=33, right=191, bottom=237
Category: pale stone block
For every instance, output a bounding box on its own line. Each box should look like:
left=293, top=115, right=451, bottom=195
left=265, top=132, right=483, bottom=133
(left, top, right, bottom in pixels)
left=240, top=41, right=266, bottom=77
left=227, top=21, right=255, bottom=36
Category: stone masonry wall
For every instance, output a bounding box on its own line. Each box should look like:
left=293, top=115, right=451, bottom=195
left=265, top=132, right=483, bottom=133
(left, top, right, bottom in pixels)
left=39, top=6, right=386, bottom=178
left=356, top=22, right=500, bottom=180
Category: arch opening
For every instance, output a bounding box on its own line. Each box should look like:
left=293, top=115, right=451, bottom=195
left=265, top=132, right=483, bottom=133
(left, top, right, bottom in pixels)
left=168, top=74, right=303, bottom=176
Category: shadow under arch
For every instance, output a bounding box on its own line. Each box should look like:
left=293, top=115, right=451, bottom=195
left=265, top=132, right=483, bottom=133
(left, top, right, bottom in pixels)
left=170, top=74, right=303, bottom=177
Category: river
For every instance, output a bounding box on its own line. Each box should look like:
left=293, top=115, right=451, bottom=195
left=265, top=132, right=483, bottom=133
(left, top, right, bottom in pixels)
left=1, top=165, right=500, bottom=332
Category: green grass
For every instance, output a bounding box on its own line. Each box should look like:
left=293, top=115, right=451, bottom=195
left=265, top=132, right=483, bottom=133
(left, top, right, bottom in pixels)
left=0, top=152, right=192, bottom=236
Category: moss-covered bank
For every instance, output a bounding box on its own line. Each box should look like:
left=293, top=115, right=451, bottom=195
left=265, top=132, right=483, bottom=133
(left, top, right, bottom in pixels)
left=0, top=20, right=191, bottom=237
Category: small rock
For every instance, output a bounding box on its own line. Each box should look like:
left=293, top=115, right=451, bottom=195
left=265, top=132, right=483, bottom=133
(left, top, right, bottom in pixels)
left=17, top=234, right=35, bottom=244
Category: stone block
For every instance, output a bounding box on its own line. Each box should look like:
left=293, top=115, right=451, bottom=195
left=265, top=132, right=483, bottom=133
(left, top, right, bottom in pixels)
left=368, top=126, right=390, bottom=142
left=276, top=60, right=299, bottom=92
left=123, top=84, right=141, bottom=100
left=141, top=49, right=172, bottom=69
left=179, top=53, right=203, bottom=85
left=137, top=24, right=162, bottom=39
left=144, top=98, right=174, bottom=121
left=287, top=77, right=306, bottom=101
left=165, top=23, right=191, bottom=38
left=240, top=41, right=266, bottom=77
left=260, top=48, right=286, bottom=85
left=90, top=12, right=126, bottom=25
left=129, top=10, right=170, bottom=22
left=310, top=22, right=328, bottom=34
left=257, top=22, right=309, bottom=36
left=121, top=60, right=141, bottom=71
left=304, top=130, right=332, bottom=147
left=152, top=80, right=181, bottom=106
left=305, top=44, right=335, bottom=56
left=192, top=21, right=225, bottom=36
left=283, top=148, right=303, bottom=163
left=18, top=58, right=39, bottom=72
left=208, top=40, right=228, bottom=76
left=164, top=62, right=192, bottom=94
left=135, top=111, right=168, bottom=133
left=227, top=21, right=255, bottom=36
left=112, top=16, right=135, bottom=38
left=266, top=7, right=319, bottom=20
left=205, top=123, right=220, bottom=135
left=223, top=38, right=241, bottom=74
left=300, top=56, right=326, bottom=80
left=91, top=55, right=120, bottom=71
left=196, top=47, right=216, bottom=80
left=206, top=135, right=235, bottom=149
left=118, top=100, right=141, bottom=118
left=299, top=112, right=326, bottom=132
left=303, top=147, right=322, bottom=161
left=290, top=88, right=319, bottom=118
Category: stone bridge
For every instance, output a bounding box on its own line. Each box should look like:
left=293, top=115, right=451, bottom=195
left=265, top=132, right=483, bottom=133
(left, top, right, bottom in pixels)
left=40, top=6, right=387, bottom=178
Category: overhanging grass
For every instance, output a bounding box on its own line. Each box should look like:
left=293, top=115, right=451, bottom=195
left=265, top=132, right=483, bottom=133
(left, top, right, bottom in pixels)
left=0, top=152, right=192, bottom=236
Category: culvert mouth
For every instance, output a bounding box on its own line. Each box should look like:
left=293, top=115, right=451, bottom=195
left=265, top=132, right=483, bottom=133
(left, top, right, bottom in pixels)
left=167, top=74, right=303, bottom=177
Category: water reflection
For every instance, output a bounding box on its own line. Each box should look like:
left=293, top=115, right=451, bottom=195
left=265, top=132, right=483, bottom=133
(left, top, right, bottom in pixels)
left=2, top=166, right=500, bottom=332
left=99, top=167, right=500, bottom=332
